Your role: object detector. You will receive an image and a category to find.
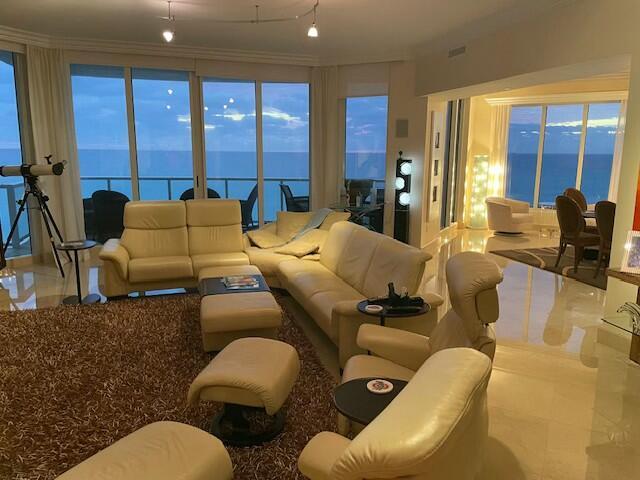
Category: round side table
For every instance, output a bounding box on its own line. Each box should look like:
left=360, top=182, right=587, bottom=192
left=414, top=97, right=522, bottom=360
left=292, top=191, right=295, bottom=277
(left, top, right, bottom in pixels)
left=357, top=299, right=430, bottom=326
left=333, top=377, right=408, bottom=425
left=55, top=240, right=101, bottom=305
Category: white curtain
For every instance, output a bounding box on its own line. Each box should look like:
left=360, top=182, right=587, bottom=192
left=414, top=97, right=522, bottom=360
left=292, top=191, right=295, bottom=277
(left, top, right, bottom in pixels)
left=310, top=65, right=340, bottom=209
left=608, top=100, right=627, bottom=200
left=488, top=104, right=510, bottom=197
left=25, top=46, right=85, bottom=262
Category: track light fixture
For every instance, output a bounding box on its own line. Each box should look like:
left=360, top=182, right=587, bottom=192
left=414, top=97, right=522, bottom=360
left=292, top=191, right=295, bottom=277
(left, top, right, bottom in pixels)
left=307, top=2, right=319, bottom=38
left=162, top=1, right=175, bottom=43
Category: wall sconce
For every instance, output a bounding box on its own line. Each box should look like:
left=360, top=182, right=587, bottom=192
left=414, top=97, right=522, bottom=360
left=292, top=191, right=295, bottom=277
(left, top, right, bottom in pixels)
left=394, top=151, right=412, bottom=243
left=469, top=154, right=489, bottom=229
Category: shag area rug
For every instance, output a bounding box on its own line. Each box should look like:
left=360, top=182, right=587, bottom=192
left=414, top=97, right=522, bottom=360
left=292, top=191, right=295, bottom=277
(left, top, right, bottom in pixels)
left=491, top=246, right=607, bottom=290
left=0, top=292, right=337, bottom=480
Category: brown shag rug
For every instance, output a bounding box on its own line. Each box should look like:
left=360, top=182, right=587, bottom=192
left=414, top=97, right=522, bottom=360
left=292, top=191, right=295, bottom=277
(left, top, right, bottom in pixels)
left=0, top=292, right=337, bottom=480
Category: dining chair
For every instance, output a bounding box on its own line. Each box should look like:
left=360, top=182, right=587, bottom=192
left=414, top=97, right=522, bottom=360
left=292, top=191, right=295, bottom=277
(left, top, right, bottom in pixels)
left=563, top=187, right=588, bottom=211
left=91, top=190, right=130, bottom=244
left=240, top=184, right=258, bottom=229
left=179, top=188, right=220, bottom=200
left=594, top=200, right=616, bottom=278
left=554, top=195, right=600, bottom=273
left=280, top=184, right=309, bottom=212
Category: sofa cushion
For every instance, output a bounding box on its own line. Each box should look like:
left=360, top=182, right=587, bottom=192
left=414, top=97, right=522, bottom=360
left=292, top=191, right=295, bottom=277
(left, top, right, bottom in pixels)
left=297, top=229, right=329, bottom=252
left=335, top=228, right=381, bottom=293
left=123, top=200, right=186, bottom=230
left=186, top=200, right=244, bottom=255
left=275, top=240, right=319, bottom=257
left=247, top=229, right=287, bottom=249
left=245, top=247, right=296, bottom=278
left=320, top=221, right=358, bottom=273
left=306, top=289, right=363, bottom=340
left=191, top=252, right=250, bottom=275
left=362, top=237, right=430, bottom=297
left=129, top=256, right=193, bottom=283
left=319, top=211, right=351, bottom=231
left=278, top=260, right=345, bottom=297
left=276, top=211, right=314, bottom=241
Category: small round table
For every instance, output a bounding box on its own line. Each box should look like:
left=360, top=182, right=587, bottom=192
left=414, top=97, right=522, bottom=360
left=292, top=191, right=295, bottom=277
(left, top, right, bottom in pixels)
left=357, top=299, right=430, bottom=326
left=55, top=240, right=101, bottom=305
left=333, top=377, right=408, bottom=425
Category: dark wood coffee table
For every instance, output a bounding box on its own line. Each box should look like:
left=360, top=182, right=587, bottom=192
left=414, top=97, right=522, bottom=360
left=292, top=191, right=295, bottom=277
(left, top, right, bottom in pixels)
left=333, top=377, right=408, bottom=425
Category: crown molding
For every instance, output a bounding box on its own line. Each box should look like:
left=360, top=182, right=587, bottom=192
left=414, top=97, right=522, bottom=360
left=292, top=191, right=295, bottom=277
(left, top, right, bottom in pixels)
left=0, top=25, right=319, bottom=66
left=486, top=90, right=628, bottom=106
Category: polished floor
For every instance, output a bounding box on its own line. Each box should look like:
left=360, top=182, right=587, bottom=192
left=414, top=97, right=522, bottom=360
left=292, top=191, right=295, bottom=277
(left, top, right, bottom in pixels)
left=1, top=229, right=639, bottom=480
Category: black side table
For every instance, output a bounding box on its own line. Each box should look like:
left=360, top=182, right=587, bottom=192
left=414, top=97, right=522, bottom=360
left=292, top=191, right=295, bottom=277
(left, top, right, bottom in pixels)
left=55, top=240, right=101, bottom=305
left=333, top=377, right=408, bottom=425
left=357, top=299, right=430, bottom=326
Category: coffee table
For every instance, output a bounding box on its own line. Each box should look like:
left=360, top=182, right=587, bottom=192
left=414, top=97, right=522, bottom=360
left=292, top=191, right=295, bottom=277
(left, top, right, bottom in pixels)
left=333, top=377, right=408, bottom=425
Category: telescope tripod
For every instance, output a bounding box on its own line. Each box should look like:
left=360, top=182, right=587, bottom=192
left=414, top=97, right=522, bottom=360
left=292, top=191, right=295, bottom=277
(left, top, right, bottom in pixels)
left=2, top=175, right=70, bottom=277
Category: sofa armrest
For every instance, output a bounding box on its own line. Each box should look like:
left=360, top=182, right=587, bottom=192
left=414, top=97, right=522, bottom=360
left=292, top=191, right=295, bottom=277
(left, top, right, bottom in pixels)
left=298, top=432, right=350, bottom=480
left=357, top=324, right=431, bottom=371
left=505, top=198, right=530, bottom=214
left=99, top=239, right=129, bottom=279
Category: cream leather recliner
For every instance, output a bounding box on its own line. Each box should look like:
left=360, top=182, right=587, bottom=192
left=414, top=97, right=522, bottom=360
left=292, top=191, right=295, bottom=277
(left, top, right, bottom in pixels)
left=485, top=196, right=533, bottom=234
left=99, top=199, right=248, bottom=298
left=298, top=348, right=492, bottom=480
left=276, top=221, right=443, bottom=367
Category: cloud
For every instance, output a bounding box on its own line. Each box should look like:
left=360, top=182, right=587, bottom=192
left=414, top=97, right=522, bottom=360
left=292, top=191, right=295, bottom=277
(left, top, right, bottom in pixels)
left=546, top=117, right=619, bottom=128
left=263, top=107, right=305, bottom=128
left=176, top=114, right=190, bottom=123
left=204, top=124, right=217, bottom=130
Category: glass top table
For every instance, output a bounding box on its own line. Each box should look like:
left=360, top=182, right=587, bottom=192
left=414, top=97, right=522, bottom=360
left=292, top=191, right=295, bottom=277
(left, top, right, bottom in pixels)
left=602, top=313, right=639, bottom=336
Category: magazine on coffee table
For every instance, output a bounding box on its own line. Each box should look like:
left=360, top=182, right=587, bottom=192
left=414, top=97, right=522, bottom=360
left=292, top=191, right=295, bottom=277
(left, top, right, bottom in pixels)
left=222, top=275, right=260, bottom=290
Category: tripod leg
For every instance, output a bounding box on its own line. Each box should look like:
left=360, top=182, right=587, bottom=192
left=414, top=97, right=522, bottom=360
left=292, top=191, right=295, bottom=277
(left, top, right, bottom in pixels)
left=37, top=199, right=65, bottom=277
left=2, top=189, right=29, bottom=256
left=41, top=200, right=72, bottom=262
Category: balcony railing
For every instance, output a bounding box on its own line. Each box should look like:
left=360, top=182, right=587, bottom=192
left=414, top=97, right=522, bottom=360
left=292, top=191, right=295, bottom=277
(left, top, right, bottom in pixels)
left=0, top=181, right=30, bottom=258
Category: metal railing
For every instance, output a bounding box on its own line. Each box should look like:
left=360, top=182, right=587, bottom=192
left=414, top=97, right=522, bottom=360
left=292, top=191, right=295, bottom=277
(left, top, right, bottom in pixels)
left=0, top=181, right=30, bottom=256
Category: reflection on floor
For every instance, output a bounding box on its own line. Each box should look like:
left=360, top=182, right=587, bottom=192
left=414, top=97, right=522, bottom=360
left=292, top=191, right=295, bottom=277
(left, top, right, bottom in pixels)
left=1, top=228, right=639, bottom=480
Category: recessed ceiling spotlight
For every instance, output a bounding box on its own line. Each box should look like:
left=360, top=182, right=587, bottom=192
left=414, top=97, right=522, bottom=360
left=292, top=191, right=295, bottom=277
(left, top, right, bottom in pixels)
left=162, top=1, right=175, bottom=43
left=307, top=2, right=319, bottom=38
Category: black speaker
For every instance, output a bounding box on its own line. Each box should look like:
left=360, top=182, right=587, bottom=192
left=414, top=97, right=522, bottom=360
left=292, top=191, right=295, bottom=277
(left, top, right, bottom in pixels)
left=393, top=152, right=411, bottom=244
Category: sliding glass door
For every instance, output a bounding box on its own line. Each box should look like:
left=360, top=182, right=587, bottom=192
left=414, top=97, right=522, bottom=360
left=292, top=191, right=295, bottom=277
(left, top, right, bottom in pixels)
left=132, top=69, right=193, bottom=200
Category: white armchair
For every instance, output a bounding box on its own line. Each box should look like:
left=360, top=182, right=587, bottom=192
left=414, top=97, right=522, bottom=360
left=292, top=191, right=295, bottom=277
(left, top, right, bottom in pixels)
left=485, top=196, right=533, bottom=234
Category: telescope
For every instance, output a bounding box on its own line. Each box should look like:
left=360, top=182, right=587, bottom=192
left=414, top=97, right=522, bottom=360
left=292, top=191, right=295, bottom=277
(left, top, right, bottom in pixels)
left=0, top=160, right=65, bottom=178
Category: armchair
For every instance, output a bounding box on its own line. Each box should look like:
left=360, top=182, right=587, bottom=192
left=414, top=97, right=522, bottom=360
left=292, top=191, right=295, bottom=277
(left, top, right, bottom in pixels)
left=299, top=348, right=492, bottom=480
left=485, top=196, right=532, bottom=234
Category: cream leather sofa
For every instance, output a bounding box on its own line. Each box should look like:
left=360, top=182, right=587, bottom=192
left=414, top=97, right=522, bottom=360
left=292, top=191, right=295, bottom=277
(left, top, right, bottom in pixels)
left=485, top=196, right=533, bottom=234
left=298, top=348, right=492, bottom=480
left=276, top=221, right=443, bottom=367
left=99, top=199, right=249, bottom=298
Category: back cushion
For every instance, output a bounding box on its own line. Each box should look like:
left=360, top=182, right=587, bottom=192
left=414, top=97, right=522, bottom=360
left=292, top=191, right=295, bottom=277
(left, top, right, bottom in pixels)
left=362, top=237, right=429, bottom=297
left=319, top=211, right=351, bottom=231
left=121, top=201, right=188, bottom=259
left=320, top=221, right=359, bottom=273
left=276, top=211, right=314, bottom=241
left=186, top=199, right=243, bottom=255
left=335, top=229, right=381, bottom=293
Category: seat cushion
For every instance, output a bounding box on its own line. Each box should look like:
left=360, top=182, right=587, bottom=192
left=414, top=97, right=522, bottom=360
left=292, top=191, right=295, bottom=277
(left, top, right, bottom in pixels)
left=511, top=213, right=533, bottom=224
left=342, top=354, right=416, bottom=384
left=128, top=256, right=193, bottom=283
left=245, top=246, right=297, bottom=278
left=56, top=421, right=233, bottom=480
left=187, top=338, right=300, bottom=415
left=247, top=229, right=288, bottom=249
left=191, top=252, right=250, bottom=275
left=200, top=292, right=282, bottom=333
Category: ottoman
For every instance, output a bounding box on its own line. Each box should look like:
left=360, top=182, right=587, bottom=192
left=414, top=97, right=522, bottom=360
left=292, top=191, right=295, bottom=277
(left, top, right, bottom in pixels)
left=199, top=265, right=282, bottom=351
left=57, top=421, right=233, bottom=480
left=188, top=337, right=300, bottom=446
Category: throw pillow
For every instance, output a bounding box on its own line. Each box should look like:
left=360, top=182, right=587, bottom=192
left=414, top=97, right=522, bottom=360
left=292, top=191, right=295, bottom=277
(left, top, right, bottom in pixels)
left=297, top=229, right=329, bottom=252
left=319, top=211, right=351, bottom=231
left=247, top=229, right=287, bottom=249
left=276, top=211, right=314, bottom=241
left=275, top=239, right=319, bottom=257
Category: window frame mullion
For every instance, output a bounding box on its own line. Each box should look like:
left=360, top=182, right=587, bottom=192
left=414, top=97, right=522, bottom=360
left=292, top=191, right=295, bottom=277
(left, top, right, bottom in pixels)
left=575, top=103, right=589, bottom=191
left=532, top=106, right=547, bottom=208
left=124, top=67, right=140, bottom=201
left=255, top=81, right=264, bottom=226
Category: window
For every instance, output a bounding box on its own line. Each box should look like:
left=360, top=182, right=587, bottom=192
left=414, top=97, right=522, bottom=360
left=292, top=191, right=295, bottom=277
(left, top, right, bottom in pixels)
left=202, top=79, right=258, bottom=224
left=505, top=106, right=542, bottom=204
left=0, top=51, right=29, bottom=258
left=132, top=69, right=193, bottom=200
left=262, top=83, right=310, bottom=221
left=505, top=101, right=621, bottom=207
left=71, top=65, right=132, bottom=202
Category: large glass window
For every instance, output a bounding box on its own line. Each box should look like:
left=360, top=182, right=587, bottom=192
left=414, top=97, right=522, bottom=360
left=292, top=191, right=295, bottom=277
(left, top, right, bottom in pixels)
left=0, top=52, right=29, bottom=258
left=132, top=69, right=193, bottom=200
left=539, top=104, right=583, bottom=206
left=582, top=102, right=621, bottom=204
left=505, top=106, right=542, bottom=204
left=505, top=101, right=622, bottom=207
left=262, top=83, right=310, bottom=221
left=202, top=79, right=258, bottom=226
left=71, top=65, right=131, bottom=240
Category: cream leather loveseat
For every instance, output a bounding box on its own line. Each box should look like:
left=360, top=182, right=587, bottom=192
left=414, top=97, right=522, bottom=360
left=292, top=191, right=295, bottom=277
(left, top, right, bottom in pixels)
left=99, top=199, right=249, bottom=298
left=275, top=221, right=442, bottom=367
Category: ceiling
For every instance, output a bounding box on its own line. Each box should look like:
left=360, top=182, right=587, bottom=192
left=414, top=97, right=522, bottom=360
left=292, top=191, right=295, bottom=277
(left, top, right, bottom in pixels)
left=0, top=0, right=572, bottom=63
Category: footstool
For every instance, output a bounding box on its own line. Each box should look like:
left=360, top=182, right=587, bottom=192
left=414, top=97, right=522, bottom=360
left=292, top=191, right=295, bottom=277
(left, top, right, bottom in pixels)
left=198, top=265, right=282, bottom=351
left=187, top=337, right=300, bottom=446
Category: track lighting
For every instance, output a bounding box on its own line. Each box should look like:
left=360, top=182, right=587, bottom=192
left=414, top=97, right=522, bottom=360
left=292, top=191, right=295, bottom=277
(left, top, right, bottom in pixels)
left=162, top=30, right=174, bottom=42
left=307, top=2, right=319, bottom=37
left=162, top=1, right=175, bottom=43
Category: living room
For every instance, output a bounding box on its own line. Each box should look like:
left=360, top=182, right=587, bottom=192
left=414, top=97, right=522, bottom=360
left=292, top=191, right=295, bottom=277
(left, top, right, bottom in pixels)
left=1, top=1, right=640, bottom=479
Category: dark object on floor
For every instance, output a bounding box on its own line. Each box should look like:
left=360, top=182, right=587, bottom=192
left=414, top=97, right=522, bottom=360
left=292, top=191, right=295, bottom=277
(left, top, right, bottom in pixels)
left=490, top=246, right=607, bottom=290
left=240, top=184, right=258, bottom=229
left=0, top=292, right=336, bottom=480
left=554, top=195, right=600, bottom=273
left=211, top=403, right=285, bottom=447
left=280, top=184, right=309, bottom=212
left=179, top=188, right=221, bottom=200
left=594, top=200, right=616, bottom=278
left=91, top=190, right=129, bottom=244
